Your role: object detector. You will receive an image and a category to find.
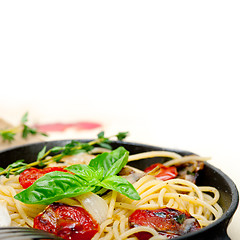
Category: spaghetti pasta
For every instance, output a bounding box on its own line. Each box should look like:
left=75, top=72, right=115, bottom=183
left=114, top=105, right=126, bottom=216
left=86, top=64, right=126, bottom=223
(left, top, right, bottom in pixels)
left=0, top=150, right=223, bottom=240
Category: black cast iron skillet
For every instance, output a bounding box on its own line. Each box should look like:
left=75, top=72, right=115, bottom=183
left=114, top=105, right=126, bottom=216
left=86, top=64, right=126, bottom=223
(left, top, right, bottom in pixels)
left=0, top=140, right=239, bottom=240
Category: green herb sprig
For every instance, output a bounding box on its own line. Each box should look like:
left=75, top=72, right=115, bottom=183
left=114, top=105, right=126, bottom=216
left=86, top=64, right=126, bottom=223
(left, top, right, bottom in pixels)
left=0, top=131, right=129, bottom=177
left=14, top=146, right=140, bottom=204
left=0, top=112, right=48, bottom=142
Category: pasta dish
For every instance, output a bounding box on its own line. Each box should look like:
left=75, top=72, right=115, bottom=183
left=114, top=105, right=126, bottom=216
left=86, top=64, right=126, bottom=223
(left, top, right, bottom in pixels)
left=0, top=134, right=223, bottom=240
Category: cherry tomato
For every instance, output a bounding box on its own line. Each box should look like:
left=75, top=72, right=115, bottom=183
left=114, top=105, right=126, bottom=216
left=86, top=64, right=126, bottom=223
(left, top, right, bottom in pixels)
left=19, top=168, right=45, bottom=189
left=42, top=167, right=69, bottom=174
left=144, top=163, right=178, bottom=181
left=19, top=167, right=69, bottom=189
left=129, top=208, right=201, bottom=240
left=34, top=202, right=99, bottom=240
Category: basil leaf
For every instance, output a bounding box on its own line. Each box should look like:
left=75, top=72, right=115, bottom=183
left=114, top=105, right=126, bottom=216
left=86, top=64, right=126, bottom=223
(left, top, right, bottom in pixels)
left=89, top=147, right=129, bottom=177
left=98, top=175, right=140, bottom=200
left=66, top=164, right=103, bottom=185
left=14, top=171, right=94, bottom=205
left=105, top=152, right=128, bottom=178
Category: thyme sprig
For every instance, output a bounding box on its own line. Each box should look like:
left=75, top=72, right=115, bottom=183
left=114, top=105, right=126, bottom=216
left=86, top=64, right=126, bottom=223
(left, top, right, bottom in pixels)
left=0, top=131, right=129, bottom=177
left=0, top=112, right=48, bottom=142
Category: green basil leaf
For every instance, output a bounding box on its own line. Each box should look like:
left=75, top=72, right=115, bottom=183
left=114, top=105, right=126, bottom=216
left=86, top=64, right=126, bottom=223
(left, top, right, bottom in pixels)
left=14, top=171, right=94, bottom=205
left=66, top=164, right=103, bottom=185
left=98, top=175, right=140, bottom=200
left=89, top=147, right=129, bottom=177
left=94, top=168, right=104, bottom=181
left=105, top=152, right=129, bottom=178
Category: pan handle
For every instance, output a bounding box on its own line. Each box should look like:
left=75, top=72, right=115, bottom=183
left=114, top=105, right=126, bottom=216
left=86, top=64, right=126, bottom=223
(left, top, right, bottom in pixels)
left=221, top=235, right=231, bottom=240
left=214, top=230, right=231, bottom=240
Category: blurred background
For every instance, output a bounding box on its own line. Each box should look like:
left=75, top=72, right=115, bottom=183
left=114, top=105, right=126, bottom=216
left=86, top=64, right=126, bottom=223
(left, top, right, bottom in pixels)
left=0, top=0, right=239, bottom=238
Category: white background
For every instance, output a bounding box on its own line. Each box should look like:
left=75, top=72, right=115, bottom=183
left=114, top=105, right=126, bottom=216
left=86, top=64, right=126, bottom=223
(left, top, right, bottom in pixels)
left=0, top=1, right=239, bottom=238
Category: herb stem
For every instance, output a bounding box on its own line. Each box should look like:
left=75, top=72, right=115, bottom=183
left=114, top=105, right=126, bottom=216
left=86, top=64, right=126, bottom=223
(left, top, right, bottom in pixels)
left=0, top=132, right=128, bottom=176
left=0, top=112, right=48, bottom=143
left=0, top=125, right=22, bottom=134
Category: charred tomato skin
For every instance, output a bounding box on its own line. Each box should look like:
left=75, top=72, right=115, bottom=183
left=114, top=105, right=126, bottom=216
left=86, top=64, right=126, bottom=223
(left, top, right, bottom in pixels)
left=34, top=202, right=99, bottom=240
left=129, top=208, right=201, bottom=240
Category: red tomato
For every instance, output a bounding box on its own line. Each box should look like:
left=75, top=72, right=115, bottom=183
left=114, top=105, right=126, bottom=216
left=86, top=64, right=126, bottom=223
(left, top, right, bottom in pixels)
left=34, top=203, right=99, bottom=240
left=144, top=163, right=178, bottom=181
left=129, top=208, right=201, bottom=240
left=42, top=167, right=69, bottom=174
left=19, top=168, right=45, bottom=189
left=19, top=167, right=69, bottom=189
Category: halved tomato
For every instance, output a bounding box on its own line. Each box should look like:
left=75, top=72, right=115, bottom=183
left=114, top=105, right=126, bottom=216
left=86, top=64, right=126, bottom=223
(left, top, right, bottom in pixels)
left=129, top=208, right=201, bottom=240
left=34, top=202, right=99, bottom=240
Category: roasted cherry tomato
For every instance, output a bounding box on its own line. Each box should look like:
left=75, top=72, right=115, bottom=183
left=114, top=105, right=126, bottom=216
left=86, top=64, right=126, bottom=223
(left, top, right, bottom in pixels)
left=129, top=208, right=201, bottom=240
left=144, top=163, right=178, bottom=181
left=19, top=168, right=45, bottom=189
left=19, top=167, right=69, bottom=189
left=42, top=167, right=69, bottom=174
left=34, top=202, right=99, bottom=240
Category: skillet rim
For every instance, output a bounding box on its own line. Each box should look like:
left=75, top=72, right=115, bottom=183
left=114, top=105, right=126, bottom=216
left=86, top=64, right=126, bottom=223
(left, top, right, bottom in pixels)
left=0, top=139, right=239, bottom=239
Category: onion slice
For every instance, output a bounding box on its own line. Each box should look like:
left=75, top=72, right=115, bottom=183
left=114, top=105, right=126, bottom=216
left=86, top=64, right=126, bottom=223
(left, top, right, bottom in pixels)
left=76, top=192, right=108, bottom=224
left=119, top=165, right=146, bottom=184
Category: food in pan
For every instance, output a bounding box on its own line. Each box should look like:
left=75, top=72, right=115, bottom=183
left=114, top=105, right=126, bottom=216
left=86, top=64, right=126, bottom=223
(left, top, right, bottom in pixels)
left=0, top=132, right=223, bottom=239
